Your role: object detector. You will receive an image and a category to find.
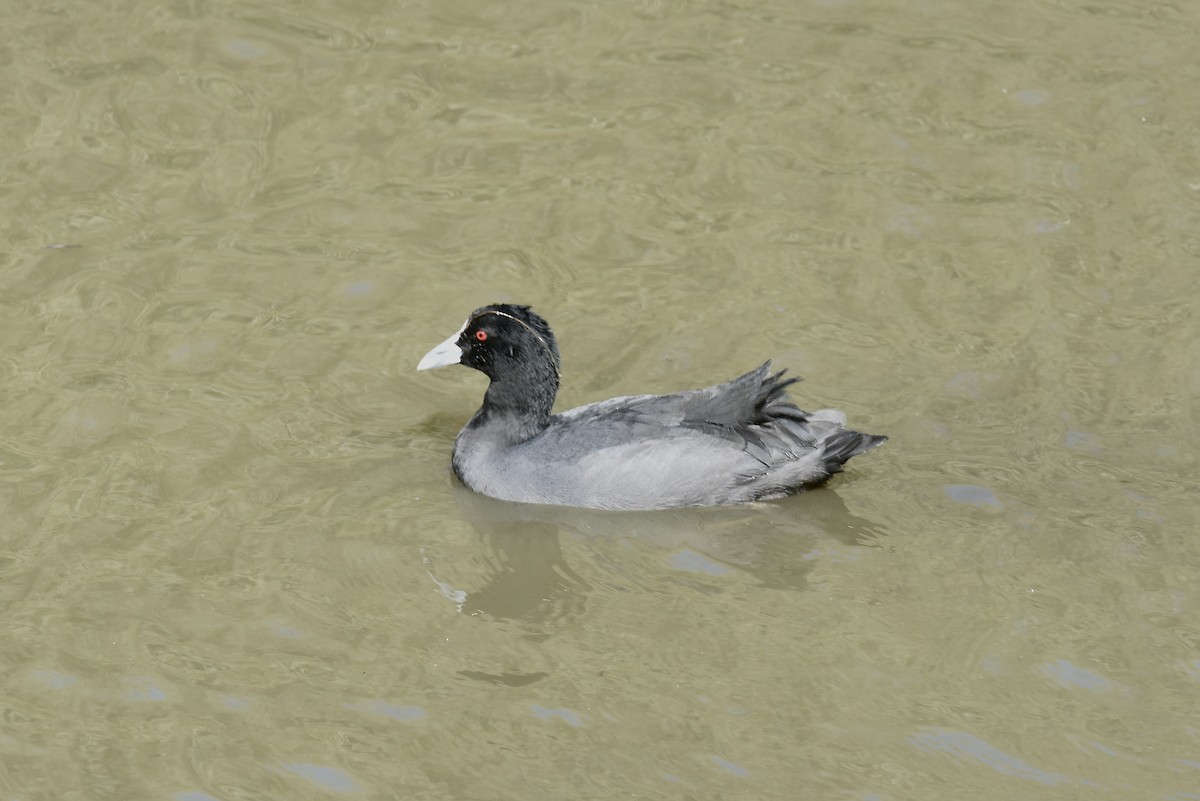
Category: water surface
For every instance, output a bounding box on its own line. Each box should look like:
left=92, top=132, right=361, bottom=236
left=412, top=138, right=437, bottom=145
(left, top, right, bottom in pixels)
left=2, top=1, right=1198, bottom=799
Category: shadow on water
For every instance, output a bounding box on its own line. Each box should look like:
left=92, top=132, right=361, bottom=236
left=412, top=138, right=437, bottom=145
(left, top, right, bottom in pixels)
left=443, top=481, right=887, bottom=623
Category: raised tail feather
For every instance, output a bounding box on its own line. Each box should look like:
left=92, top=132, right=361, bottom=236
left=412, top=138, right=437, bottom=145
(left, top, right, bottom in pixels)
left=820, top=429, right=889, bottom=475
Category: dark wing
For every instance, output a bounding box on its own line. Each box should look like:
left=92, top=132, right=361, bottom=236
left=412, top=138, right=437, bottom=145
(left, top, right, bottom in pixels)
left=560, top=362, right=799, bottom=424
left=553, top=362, right=817, bottom=465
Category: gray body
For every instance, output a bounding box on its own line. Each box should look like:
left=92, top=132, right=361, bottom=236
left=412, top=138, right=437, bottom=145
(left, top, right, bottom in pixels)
left=451, top=363, right=883, bottom=510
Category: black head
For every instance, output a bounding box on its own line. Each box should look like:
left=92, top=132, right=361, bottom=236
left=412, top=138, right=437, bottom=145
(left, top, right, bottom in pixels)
left=418, top=303, right=561, bottom=422
left=457, top=304, right=560, bottom=380
left=420, top=302, right=559, bottom=393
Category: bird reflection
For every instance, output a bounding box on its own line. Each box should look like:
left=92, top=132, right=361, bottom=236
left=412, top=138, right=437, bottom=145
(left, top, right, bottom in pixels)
left=442, top=482, right=885, bottom=623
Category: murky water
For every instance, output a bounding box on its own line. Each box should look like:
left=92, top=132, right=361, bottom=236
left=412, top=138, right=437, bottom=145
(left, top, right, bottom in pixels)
left=2, top=0, right=1198, bottom=798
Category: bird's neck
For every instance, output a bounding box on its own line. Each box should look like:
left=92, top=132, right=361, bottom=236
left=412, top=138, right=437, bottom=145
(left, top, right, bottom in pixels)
left=471, top=365, right=558, bottom=443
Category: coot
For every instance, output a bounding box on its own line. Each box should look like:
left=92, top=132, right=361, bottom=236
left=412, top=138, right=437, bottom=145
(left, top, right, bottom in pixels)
left=418, top=304, right=886, bottom=510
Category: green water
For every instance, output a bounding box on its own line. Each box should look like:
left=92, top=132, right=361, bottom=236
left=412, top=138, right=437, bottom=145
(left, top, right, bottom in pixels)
left=1, top=1, right=1198, bottom=799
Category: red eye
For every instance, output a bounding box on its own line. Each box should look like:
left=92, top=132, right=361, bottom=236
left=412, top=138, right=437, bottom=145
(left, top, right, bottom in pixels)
left=475, top=329, right=488, bottom=342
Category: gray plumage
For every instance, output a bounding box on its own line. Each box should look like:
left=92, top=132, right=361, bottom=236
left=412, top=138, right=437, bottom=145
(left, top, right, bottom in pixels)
left=418, top=304, right=886, bottom=511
